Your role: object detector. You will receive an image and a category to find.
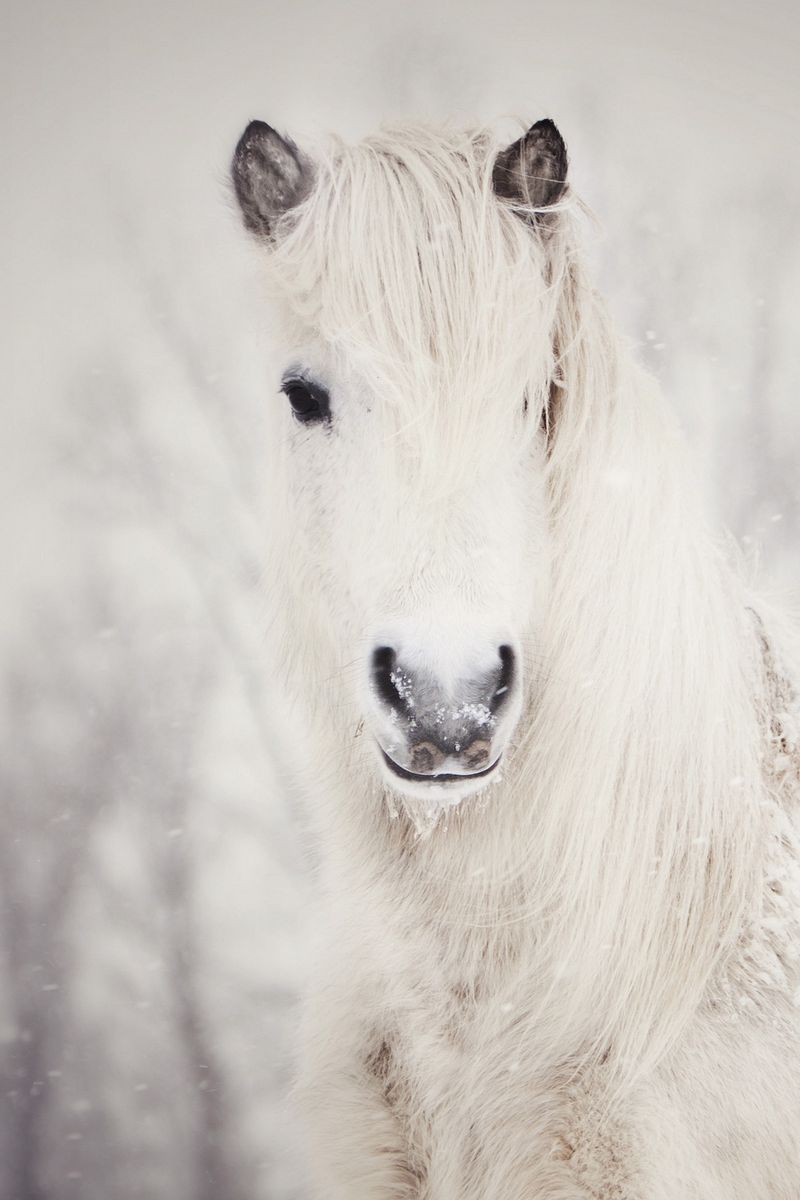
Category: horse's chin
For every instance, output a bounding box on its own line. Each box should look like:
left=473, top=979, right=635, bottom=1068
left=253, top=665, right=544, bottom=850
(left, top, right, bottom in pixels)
left=375, top=741, right=503, bottom=806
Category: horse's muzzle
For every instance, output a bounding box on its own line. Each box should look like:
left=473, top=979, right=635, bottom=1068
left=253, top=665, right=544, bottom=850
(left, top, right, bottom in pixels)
left=368, top=642, right=517, bottom=797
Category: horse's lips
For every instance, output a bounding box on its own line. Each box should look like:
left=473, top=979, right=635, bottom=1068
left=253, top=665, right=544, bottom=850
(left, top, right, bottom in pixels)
left=378, top=744, right=502, bottom=786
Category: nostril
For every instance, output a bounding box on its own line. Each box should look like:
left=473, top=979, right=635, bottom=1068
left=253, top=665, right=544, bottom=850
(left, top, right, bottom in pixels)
left=462, top=738, right=491, bottom=769
left=491, top=644, right=516, bottom=712
left=371, top=645, right=402, bottom=710
left=410, top=741, right=444, bottom=773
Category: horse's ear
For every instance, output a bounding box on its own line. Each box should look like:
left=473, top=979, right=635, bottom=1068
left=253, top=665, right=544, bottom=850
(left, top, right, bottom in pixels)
left=231, top=120, right=314, bottom=239
left=492, top=119, right=568, bottom=220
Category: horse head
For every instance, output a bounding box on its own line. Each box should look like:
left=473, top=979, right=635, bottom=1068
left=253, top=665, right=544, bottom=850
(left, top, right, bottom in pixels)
left=231, top=120, right=570, bottom=804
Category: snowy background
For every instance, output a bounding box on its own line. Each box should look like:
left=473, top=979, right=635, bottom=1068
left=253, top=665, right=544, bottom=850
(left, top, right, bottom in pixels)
left=2, top=1, right=799, bottom=1196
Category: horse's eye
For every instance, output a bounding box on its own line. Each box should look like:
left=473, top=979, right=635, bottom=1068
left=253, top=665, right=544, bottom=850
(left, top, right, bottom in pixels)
left=280, top=379, right=330, bottom=425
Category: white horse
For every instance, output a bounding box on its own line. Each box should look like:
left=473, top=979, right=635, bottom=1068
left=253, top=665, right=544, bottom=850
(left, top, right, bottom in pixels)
left=230, top=118, right=800, bottom=1199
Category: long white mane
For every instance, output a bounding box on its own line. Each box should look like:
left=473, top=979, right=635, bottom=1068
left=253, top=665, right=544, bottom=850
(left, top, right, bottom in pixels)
left=260, top=124, right=800, bottom=1100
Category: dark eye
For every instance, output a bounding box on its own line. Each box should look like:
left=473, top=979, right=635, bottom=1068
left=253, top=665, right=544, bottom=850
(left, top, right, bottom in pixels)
left=280, top=378, right=330, bottom=425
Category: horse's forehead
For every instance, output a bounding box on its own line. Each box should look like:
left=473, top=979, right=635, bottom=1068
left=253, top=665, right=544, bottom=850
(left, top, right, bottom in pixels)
left=311, top=223, right=524, bottom=375
left=275, top=142, right=550, bottom=409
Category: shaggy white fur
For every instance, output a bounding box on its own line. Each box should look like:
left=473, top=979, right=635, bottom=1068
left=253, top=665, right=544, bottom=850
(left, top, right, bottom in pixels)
left=233, top=120, right=800, bottom=1198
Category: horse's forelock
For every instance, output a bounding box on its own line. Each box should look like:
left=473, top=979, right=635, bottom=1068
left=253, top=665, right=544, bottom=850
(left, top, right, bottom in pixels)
left=265, top=124, right=575, bottom=438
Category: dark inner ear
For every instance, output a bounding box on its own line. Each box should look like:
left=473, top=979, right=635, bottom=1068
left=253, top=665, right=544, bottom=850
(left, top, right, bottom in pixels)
left=493, top=118, right=568, bottom=217
left=231, top=120, right=313, bottom=238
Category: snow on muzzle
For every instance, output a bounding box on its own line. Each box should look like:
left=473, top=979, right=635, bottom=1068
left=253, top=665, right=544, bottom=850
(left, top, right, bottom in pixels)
left=368, top=641, right=518, bottom=795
